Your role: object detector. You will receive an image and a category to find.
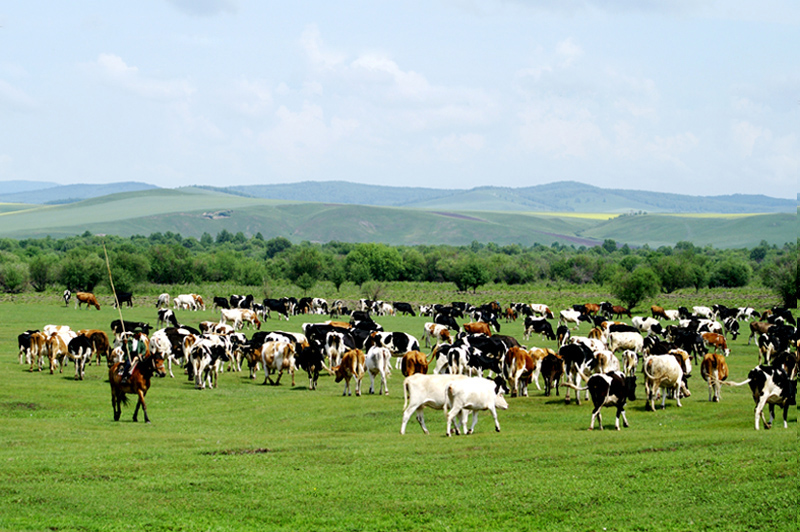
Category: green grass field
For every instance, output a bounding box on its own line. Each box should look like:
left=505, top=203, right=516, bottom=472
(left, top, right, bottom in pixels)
left=0, top=286, right=796, bottom=531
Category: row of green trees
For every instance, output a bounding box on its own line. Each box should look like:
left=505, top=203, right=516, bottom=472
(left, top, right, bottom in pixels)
left=0, top=231, right=796, bottom=309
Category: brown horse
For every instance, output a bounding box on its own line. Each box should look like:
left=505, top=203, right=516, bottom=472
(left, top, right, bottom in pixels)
left=108, top=352, right=166, bottom=423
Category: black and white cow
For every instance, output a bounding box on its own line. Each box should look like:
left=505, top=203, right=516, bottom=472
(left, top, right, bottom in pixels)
left=723, top=317, right=740, bottom=340
left=157, top=308, right=180, bottom=328
left=727, top=365, right=797, bottom=430
left=63, top=289, right=71, bottom=307
left=559, top=342, right=597, bottom=406
left=564, top=371, right=630, bottom=430
left=263, top=298, right=290, bottom=321
left=523, top=316, right=556, bottom=341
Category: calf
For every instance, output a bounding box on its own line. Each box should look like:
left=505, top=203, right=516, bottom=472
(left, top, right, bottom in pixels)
left=445, top=377, right=510, bottom=436
left=401, top=374, right=469, bottom=434
left=700, top=352, right=728, bottom=402
left=333, top=348, right=365, bottom=396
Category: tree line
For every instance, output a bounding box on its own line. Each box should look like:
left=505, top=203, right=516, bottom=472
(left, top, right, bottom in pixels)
left=0, top=230, right=796, bottom=309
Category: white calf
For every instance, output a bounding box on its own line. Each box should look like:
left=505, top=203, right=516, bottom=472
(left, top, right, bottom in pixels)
left=401, top=374, right=469, bottom=434
left=365, top=346, right=392, bottom=395
left=445, top=377, right=509, bottom=436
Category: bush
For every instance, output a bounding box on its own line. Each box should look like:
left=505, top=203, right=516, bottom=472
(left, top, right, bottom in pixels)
left=709, top=259, right=751, bottom=288
left=611, top=266, right=660, bottom=311
left=0, top=262, right=29, bottom=293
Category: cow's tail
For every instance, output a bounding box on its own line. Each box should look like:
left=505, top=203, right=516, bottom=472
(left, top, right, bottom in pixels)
left=719, top=378, right=751, bottom=387
left=402, top=378, right=410, bottom=410
left=642, top=359, right=657, bottom=381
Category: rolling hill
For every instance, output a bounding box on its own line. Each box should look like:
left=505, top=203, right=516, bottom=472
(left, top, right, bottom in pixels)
left=0, top=187, right=792, bottom=248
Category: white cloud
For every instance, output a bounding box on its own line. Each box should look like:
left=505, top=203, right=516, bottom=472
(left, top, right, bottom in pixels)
left=91, top=54, right=195, bottom=100
left=518, top=100, right=607, bottom=157
left=0, top=79, right=36, bottom=110
left=555, top=38, right=583, bottom=67
left=731, top=120, right=772, bottom=157
left=300, top=25, right=346, bottom=71
left=234, top=79, right=273, bottom=116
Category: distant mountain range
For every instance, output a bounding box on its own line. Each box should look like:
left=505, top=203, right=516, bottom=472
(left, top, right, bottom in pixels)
left=0, top=179, right=795, bottom=214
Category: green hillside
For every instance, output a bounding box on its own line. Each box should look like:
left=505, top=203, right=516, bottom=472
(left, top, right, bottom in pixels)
left=0, top=187, right=794, bottom=248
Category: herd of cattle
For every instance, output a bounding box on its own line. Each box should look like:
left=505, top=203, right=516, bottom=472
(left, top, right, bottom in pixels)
left=17, top=292, right=799, bottom=434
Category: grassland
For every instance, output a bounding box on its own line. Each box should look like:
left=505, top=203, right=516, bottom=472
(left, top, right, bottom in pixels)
left=0, top=188, right=793, bottom=248
left=0, top=285, right=795, bottom=531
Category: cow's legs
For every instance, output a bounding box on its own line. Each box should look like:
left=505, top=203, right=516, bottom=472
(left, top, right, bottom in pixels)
left=590, top=408, right=601, bottom=430
left=754, top=394, right=769, bottom=430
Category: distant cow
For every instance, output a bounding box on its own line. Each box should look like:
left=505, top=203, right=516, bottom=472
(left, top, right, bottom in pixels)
left=75, top=292, right=101, bottom=310
left=113, top=291, right=133, bottom=308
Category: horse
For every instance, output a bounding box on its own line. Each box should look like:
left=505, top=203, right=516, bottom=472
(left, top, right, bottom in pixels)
left=108, top=352, right=166, bottom=423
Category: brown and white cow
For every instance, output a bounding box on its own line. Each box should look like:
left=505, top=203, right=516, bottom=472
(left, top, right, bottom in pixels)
left=701, top=332, right=730, bottom=357
left=643, top=350, right=692, bottom=411
left=401, top=350, right=429, bottom=377
left=700, top=352, right=729, bottom=402
left=333, top=348, right=365, bottom=396
left=463, top=322, right=492, bottom=336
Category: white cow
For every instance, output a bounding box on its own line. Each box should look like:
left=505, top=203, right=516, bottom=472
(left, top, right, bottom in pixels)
left=445, top=377, right=510, bottom=436
left=643, top=351, right=692, bottom=411
left=422, top=322, right=452, bottom=348
left=692, top=306, right=716, bottom=320
left=156, top=293, right=170, bottom=308
left=559, top=309, right=589, bottom=330
left=607, top=331, right=644, bottom=355
left=365, top=346, right=392, bottom=395
left=632, top=316, right=662, bottom=335
left=400, top=374, right=469, bottom=434
left=174, top=294, right=198, bottom=311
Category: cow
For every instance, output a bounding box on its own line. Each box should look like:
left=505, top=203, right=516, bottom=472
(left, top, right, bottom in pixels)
left=191, top=294, right=206, bottom=311
left=560, top=343, right=597, bottom=405
left=333, top=348, right=365, bottom=396
left=45, top=331, right=73, bottom=375
left=504, top=346, right=534, bottom=397
left=463, top=322, right=492, bottom=336
left=156, top=293, right=170, bottom=308
left=527, top=347, right=554, bottom=391
left=723, top=317, right=740, bottom=341
left=434, top=313, right=460, bottom=332
left=700, top=352, right=729, bottom=402
left=504, top=307, right=518, bottom=323
left=111, top=319, right=152, bottom=337
left=75, top=292, right=101, bottom=310
left=594, top=350, right=621, bottom=374
left=748, top=321, right=773, bottom=345
left=401, top=374, right=469, bottom=434
left=401, top=350, right=429, bottom=377
left=63, top=289, right=71, bottom=306
left=365, top=331, right=420, bottom=369
left=230, top=294, right=254, bottom=310
left=564, top=371, right=630, bottom=431
left=621, top=350, right=638, bottom=400
left=67, top=335, right=93, bottom=380
left=530, top=304, right=555, bottom=319
left=190, top=338, right=228, bottom=389
left=609, top=305, right=631, bottom=319
left=559, top=309, right=590, bottom=330
left=18, top=330, right=39, bottom=365
left=651, top=305, right=670, bottom=321
left=260, top=341, right=296, bottom=386
left=26, top=331, right=48, bottom=372
left=632, top=316, right=663, bottom=336
left=523, top=316, right=556, bottom=342
left=702, top=332, right=730, bottom=357
left=736, top=307, right=761, bottom=321
left=113, top=291, right=134, bottom=308
left=324, top=330, right=357, bottom=370
left=643, top=351, right=692, bottom=411
left=540, top=352, right=563, bottom=397
left=220, top=308, right=261, bottom=330
left=213, top=296, right=230, bottom=310
left=157, top=308, right=180, bottom=328
left=445, top=377, right=510, bottom=436
left=173, top=294, right=198, bottom=311
left=608, top=331, right=644, bottom=356
left=365, top=346, right=392, bottom=395
left=422, top=322, right=452, bottom=348
left=77, top=329, right=111, bottom=366
left=724, top=364, right=797, bottom=430
left=295, top=341, right=325, bottom=390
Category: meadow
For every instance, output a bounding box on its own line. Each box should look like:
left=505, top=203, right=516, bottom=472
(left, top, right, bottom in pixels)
left=0, top=285, right=796, bottom=532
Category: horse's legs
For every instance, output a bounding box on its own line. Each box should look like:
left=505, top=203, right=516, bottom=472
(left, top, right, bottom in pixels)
left=111, top=390, right=121, bottom=421
left=134, top=389, right=150, bottom=423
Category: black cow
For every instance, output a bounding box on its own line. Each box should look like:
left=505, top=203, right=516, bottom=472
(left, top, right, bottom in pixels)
left=296, top=341, right=326, bottom=390
left=540, top=353, right=562, bottom=397
left=113, top=292, right=134, bottom=308
left=393, top=302, right=416, bottom=317
left=213, top=296, right=230, bottom=309
left=230, top=294, right=254, bottom=309
left=263, top=298, right=290, bottom=321
left=434, top=313, right=460, bottom=332
left=110, top=319, right=152, bottom=336
left=523, top=316, right=555, bottom=341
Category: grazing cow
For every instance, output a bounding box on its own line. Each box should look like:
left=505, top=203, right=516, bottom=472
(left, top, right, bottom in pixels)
left=608, top=331, right=644, bottom=356
left=422, top=322, right=452, bottom=348
left=700, top=352, right=728, bottom=402
left=67, top=335, right=93, bottom=380
left=230, top=294, right=254, bottom=310
left=540, top=352, right=563, bottom=397
left=651, top=305, right=669, bottom=321
left=736, top=307, right=761, bottom=321
left=173, top=294, right=197, bottom=311
left=722, top=317, right=740, bottom=341
left=260, top=341, right=297, bottom=386
left=111, top=319, right=152, bottom=337
left=156, top=293, right=170, bottom=308
left=219, top=308, right=261, bottom=330
left=434, top=313, right=460, bottom=332
left=609, top=305, right=631, bottom=319
left=463, top=322, right=492, bottom=336
left=402, top=350, right=429, bottom=377
left=748, top=321, right=773, bottom=345
left=213, top=296, right=230, bottom=310
left=393, top=301, right=416, bottom=317
left=445, top=377, right=510, bottom=436
left=75, top=292, right=101, bottom=310
left=63, top=289, right=71, bottom=306
left=643, top=351, right=692, bottom=411
left=504, top=347, right=535, bottom=397
left=157, top=308, right=180, bottom=328
left=263, top=298, right=291, bottom=321
left=523, top=316, right=556, bottom=342
left=191, top=294, right=205, bottom=311
left=559, top=309, right=590, bottom=330
left=702, top=332, right=730, bottom=357
left=632, top=317, right=663, bottom=336
left=400, top=374, right=469, bottom=434
left=113, top=291, right=134, bottom=308
left=365, top=346, right=392, bottom=395
left=560, top=343, right=597, bottom=405
left=333, top=348, right=365, bottom=396
left=529, top=304, right=555, bottom=319
left=693, top=306, right=716, bottom=320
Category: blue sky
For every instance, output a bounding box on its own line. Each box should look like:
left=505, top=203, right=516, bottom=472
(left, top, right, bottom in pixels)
left=1, top=1, right=797, bottom=198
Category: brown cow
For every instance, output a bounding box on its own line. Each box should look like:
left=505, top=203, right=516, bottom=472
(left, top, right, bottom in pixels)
left=504, top=308, right=518, bottom=323
left=700, top=352, right=729, bottom=402
left=191, top=293, right=206, bottom=311
left=611, top=305, right=631, bottom=319
left=528, top=347, right=554, bottom=391
left=651, top=305, right=669, bottom=320
left=402, top=350, right=429, bottom=377
left=463, top=322, right=492, bottom=336
left=584, top=303, right=601, bottom=316
left=504, top=346, right=534, bottom=397
left=78, top=329, right=111, bottom=366
left=540, top=352, right=563, bottom=397
left=702, top=332, right=730, bottom=356
left=748, top=321, right=772, bottom=344
left=75, top=292, right=101, bottom=310
left=333, top=348, right=365, bottom=396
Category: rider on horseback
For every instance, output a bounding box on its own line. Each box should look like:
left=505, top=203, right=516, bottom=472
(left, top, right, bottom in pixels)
left=120, top=333, right=147, bottom=384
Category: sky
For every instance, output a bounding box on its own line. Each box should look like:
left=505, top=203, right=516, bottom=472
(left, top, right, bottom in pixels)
left=0, top=1, right=797, bottom=198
